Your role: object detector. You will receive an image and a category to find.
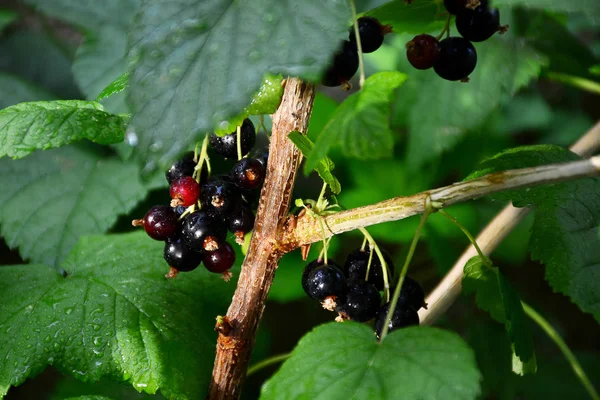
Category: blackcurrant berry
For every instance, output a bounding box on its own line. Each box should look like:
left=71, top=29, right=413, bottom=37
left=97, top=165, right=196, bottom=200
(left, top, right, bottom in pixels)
left=132, top=205, right=178, bottom=241
left=165, top=151, right=206, bottom=185
left=173, top=205, right=188, bottom=216
left=456, top=6, right=501, bottom=42
left=433, top=37, right=477, bottom=81
left=227, top=206, right=255, bottom=243
left=374, top=302, right=419, bottom=338
left=252, top=147, right=269, bottom=168
left=301, top=259, right=341, bottom=297
left=204, top=241, right=236, bottom=274
left=406, top=34, right=441, bottom=70
left=396, top=276, right=426, bottom=311
left=349, top=16, right=385, bottom=53
left=209, top=118, right=256, bottom=159
left=303, top=263, right=346, bottom=301
left=164, top=236, right=204, bottom=273
left=231, top=157, right=266, bottom=190
left=181, top=211, right=227, bottom=252
left=444, top=0, right=487, bottom=15
left=200, top=177, right=242, bottom=218
left=344, top=248, right=395, bottom=291
left=322, top=40, right=359, bottom=87
left=170, top=176, right=200, bottom=207
left=336, top=279, right=381, bottom=322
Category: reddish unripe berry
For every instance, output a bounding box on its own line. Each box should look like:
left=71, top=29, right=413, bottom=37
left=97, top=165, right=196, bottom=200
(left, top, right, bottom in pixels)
left=204, top=242, right=236, bottom=274
left=170, top=176, right=200, bottom=207
left=133, top=205, right=177, bottom=241
left=406, top=34, right=441, bottom=70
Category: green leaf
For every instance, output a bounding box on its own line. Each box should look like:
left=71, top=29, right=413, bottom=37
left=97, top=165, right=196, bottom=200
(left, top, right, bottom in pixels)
left=365, top=0, right=446, bottom=34
left=127, top=0, right=352, bottom=175
left=261, top=322, right=481, bottom=400
left=288, top=131, right=341, bottom=194
left=0, top=9, right=18, bottom=30
left=0, top=146, right=146, bottom=267
left=0, top=72, right=58, bottom=109
left=64, top=397, right=115, bottom=400
left=96, top=72, right=129, bottom=102
left=306, top=71, right=407, bottom=173
left=494, top=0, right=600, bottom=18
left=51, top=375, right=160, bottom=400
left=463, top=256, right=536, bottom=373
left=0, top=232, right=235, bottom=398
left=0, top=101, right=127, bottom=159
left=394, top=33, right=547, bottom=168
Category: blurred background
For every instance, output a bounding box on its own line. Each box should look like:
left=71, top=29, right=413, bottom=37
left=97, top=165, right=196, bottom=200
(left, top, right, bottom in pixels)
left=1, top=0, right=599, bottom=399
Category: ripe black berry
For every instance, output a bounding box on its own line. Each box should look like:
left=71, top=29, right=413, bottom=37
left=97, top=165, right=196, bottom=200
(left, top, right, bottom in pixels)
left=456, top=6, right=501, bottom=42
left=133, top=205, right=178, bottom=241
left=181, top=211, right=227, bottom=252
left=396, top=276, right=426, bottom=311
left=173, top=205, right=188, bottom=216
left=349, top=16, right=385, bottom=53
left=200, top=177, right=242, bottom=218
left=227, top=206, right=255, bottom=243
left=444, top=0, right=487, bottom=15
left=344, top=248, right=395, bottom=291
left=303, top=263, right=346, bottom=301
left=336, top=279, right=381, bottom=322
left=433, top=37, right=477, bottom=81
left=322, top=40, right=359, bottom=87
left=252, top=147, right=269, bottom=168
left=204, top=241, right=236, bottom=274
left=231, top=157, right=266, bottom=190
left=374, top=302, right=420, bottom=338
left=170, top=176, right=200, bottom=207
left=406, top=34, right=440, bottom=70
left=164, top=236, right=204, bottom=272
left=209, top=119, right=256, bottom=159
left=165, top=151, right=206, bottom=185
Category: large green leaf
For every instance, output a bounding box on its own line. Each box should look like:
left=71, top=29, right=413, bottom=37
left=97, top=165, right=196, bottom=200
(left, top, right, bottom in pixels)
left=0, top=101, right=126, bottom=159
left=495, top=0, right=600, bottom=18
left=0, top=232, right=235, bottom=398
left=0, top=146, right=146, bottom=267
left=306, top=71, right=407, bottom=173
left=466, top=145, right=600, bottom=322
left=261, top=322, right=481, bottom=400
left=463, top=256, right=536, bottom=373
left=127, top=0, right=352, bottom=175
left=0, top=72, right=58, bottom=109
left=365, top=0, right=446, bottom=34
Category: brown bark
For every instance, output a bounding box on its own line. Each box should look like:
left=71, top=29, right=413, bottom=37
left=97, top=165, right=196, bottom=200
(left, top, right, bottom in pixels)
left=207, top=78, right=315, bottom=399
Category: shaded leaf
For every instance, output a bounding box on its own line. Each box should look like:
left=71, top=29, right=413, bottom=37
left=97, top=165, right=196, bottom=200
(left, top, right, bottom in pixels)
left=0, top=9, right=18, bottom=30
left=261, top=322, right=481, bottom=400
left=0, top=232, right=235, bottom=398
left=127, top=0, right=352, bottom=175
left=0, top=101, right=126, bottom=159
left=365, top=0, right=446, bottom=34
left=0, top=72, right=58, bottom=109
left=495, top=0, right=600, bottom=20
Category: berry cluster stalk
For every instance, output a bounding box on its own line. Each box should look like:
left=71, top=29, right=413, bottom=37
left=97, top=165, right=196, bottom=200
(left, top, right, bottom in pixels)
left=208, top=78, right=315, bottom=399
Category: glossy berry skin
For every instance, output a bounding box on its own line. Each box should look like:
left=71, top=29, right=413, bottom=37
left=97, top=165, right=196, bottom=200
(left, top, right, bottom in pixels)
left=303, top=263, right=346, bottom=301
left=322, top=40, right=359, bottom=87
left=433, top=37, right=477, bottom=81
left=374, top=302, right=420, bottom=338
left=301, top=259, right=340, bottom=297
left=181, top=211, right=226, bottom=252
left=344, top=248, right=395, bottom=291
left=138, top=205, right=178, bottom=241
left=456, top=6, right=500, bottom=42
left=200, top=177, right=242, bottom=218
left=336, top=279, right=381, bottom=322
left=204, top=242, right=236, bottom=273
left=252, top=147, right=269, bottom=168
left=170, top=176, right=200, bottom=207
left=231, top=157, right=266, bottom=190
left=444, top=0, right=487, bottom=15
left=164, top=236, right=204, bottom=272
left=209, top=119, right=256, bottom=159
left=396, top=276, right=426, bottom=311
left=227, top=206, right=255, bottom=235
left=406, top=34, right=440, bottom=70
left=173, top=205, right=187, bottom=216
left=349, top=16, right=384, bottom=53
left=165, top=151, right=203, bottom=184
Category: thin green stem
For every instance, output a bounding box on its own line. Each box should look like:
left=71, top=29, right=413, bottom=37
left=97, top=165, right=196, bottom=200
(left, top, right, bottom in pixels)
left=349, top=0, right=365, bottom=89
left=360, top=236, right=368, bottom=251
left=379, top=209, right=430, bottom=342
left=546, top=72, right=600, bottom=95
left=435, top=14, right=452, bottom=41
left=359, top=227, right=391, bottom=302
left=246, top=353, right=291, bottom=377
left=236, top=125, right=243, bottom=160
left=194, top=134, right=211, bottom=182
left=365, top=244, right=375, bottom=281
left=438, top=209, right=493, bottom=268
left=522, top=303, right=600, bottom=400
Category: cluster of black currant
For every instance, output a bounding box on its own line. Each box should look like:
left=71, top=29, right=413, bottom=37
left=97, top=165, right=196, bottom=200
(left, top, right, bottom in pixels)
left=406, top=0, right=505, bottom=81
left=133, top=119, right=267, bottom=280
left=322, top=16, right=391, bottom=87
left=301, top=246, right=426, bottom=337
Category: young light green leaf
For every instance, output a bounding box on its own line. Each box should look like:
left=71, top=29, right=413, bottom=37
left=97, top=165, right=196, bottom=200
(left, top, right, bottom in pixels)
left=306, top=71, right=407, bottom=173
left=0, top=232, right=235, bottom=399
left=261, top=322, right=481, bottom=400
left=0, top=146, right=146, bottom=267
left=127, top=0, right=352, bottom=175
left=96, top=72, right=129, bottom=102
left=0, top=9, right=18, bottom=30
left=288, top=131, right=341, bottom=194
left=0, top=101, right=126, bottom=159
left=463, top=256, right=536, bottom=373
left=0, top=72, right=58, bottom=109
left=364, top=0, right=446, bottom=34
